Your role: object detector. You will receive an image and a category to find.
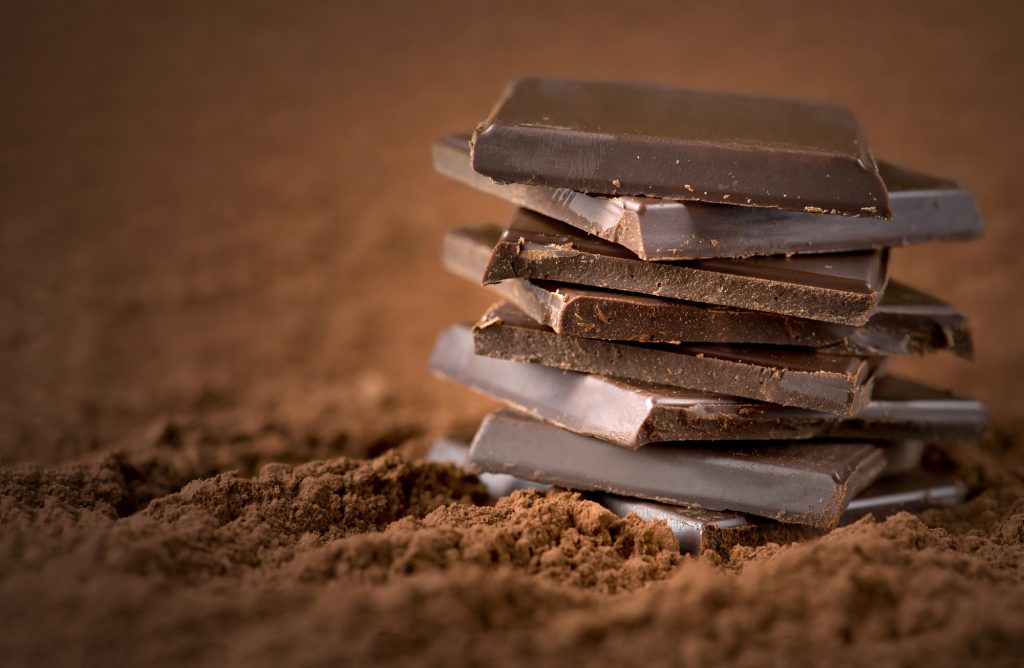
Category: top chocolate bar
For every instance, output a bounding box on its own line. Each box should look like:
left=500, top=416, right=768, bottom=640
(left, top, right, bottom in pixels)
left=471, top=78, right=891, bottom=218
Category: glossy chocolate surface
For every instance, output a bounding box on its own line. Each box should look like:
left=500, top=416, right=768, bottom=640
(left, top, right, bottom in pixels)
left=467, top=409, right=888, bottom=528
left=471, top=79, right=890, bottom=217
left=428, top=438, right=963, bottom=552
left=594, top=471, right=966, bottom=554
left=472, top=302, right=882, bottom=416
left=444, top=224, right=970, bottom=356
left=430, top=324, right=989, bottom=448
left=484, top=209, right=888, bottom=325
left=437, top=135, right=981, bottom=260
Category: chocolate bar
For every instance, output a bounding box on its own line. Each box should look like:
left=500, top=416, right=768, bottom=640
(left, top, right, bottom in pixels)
left=594, top=496, right=814, bottom=555
left=484, top=209, right=888, bottom=326
left=471, top=78, right=891, bottom=218
left=445, top=224, right=971, bottom=357
left=473, top=302, right=881, bottom=416
left=430, top=324, right=989, bottom=448
left=467, top=409, right=890, bottom=529
left=436, top=135, right=981, bottom=260
left=427, top=438, right=962, bottom=552
left=594, top=471, right=966, bottom=554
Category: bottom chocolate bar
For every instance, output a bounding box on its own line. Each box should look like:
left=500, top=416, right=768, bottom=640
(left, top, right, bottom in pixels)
left=426, top=438, right=964, bottom=554
left=467, top=409, right=898, bottom=529
left=596, top=473, right=966, bottom=555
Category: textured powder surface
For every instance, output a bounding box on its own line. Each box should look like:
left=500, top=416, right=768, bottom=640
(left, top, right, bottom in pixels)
left=3, top=1, right=1024, bottom=666
left=3, top=438, right=1024, bottom=666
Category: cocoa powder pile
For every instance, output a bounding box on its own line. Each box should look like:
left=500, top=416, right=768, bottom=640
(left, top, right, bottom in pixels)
left=3, top=436, right=1024, bottom=666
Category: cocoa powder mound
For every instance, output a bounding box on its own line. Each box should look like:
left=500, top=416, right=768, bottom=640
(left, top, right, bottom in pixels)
left=288, top=488, right=681, bottom=593
left=2, top=452, right=487, bottom=583
left=3, top=445, right=1024, bottom=666
left=0, top=451, right=681, bottom=666
left=226, top=487, right=1024, bottom=668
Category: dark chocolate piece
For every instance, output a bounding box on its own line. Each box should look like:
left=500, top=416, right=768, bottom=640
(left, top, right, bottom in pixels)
left=467, top=409, right=888, bottom=529
left=471, top=79, right=891, bottom=218
left=484, top=209, right=888, bottom=326
left=842, top=470, right=969, bottom=520
left=430, top=324, right=989, bottom=448
left=427, top=437, right=550, bottom=497
left=473, top=302, right=881, bottom=416
left=594, top=495, right=815, bottom=555
left=445, top=224, right=971, bottom=357
left=428, top=438, right=962, bottom=552
left=437, top=135, right=981, bottom=260
left=880, top=439, right=925, bottom=477
left=595, top=471, right=966, bottom=554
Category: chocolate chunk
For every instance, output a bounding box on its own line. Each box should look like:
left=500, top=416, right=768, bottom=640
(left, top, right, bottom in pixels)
left=467, top=409, right=889, bottom=528
left=473, top=302, right=881, bottom=416
left=471, top=79, right=891, bottom=218
left=596, top=473, right=964, bottom=553
left=429, top=324, right=989, bottom=448
left=444, top=224, right=971, bottom=357
left=595, top=471, right=966, bottom=554
left=593, top=496, right=773, bottom=555
left=427, top=437, right=549, bottom=497
left=427, top=437, right=961, bottom=551
left=484, top=209, right=888, bottom=326
left=842, top=470, right=969, bottom=520
left=437, top=135, right=981, bottom=260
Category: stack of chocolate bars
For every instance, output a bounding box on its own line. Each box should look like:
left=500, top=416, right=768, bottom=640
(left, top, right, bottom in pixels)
left=427, top=78, right=989, bottom=552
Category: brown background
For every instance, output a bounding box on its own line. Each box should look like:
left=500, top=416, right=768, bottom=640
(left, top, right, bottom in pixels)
left=2, top=0, right=1023, bottom=466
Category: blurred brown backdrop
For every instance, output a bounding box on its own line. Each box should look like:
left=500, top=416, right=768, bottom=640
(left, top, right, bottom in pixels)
left=2, top=0, right=1022, bottom=465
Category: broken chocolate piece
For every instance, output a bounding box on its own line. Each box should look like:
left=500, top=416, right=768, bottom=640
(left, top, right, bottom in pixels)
left=595, top=471, right=967, bottom=554
left=484, top=209, right=888, bottom=326
left=467, top=409, right=888, bottom=529
left=437, top=135, right=981, bottom=260
left=472, top=302, right=881, bottom=416
left=842, top=470, right=969, bottom=520
left=429, top=324, right=989, bottom=448
left=594, top=496, right=815, bottom=555
left=427, top=438, right=963, bottom=552
left=444, top=224, right=971, bottom=357
left=471, top=78, right=891, bottom=218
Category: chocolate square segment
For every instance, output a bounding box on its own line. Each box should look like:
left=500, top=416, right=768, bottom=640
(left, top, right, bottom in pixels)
left=429, top=324, right=989, bottom=448
left=471, top=78, right=891, bottom=218
left=483, top=209, right=889, bottom=326
left=472, top=302, right=882, bottom=417
left=442, top=224, right=970, bottom=357
left=435, top=135, right=981, bottom=260
left=467, top=409, right=888, bottom=529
